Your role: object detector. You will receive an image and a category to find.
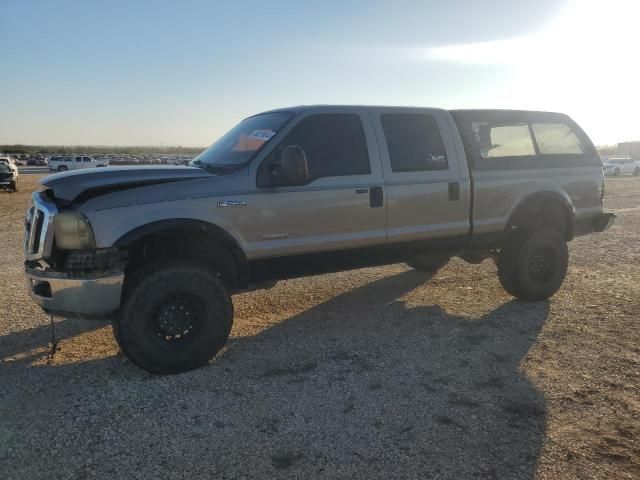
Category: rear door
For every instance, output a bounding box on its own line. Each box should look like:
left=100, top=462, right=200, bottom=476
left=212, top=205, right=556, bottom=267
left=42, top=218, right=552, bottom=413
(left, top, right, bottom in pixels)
left=243, top=108, right=386, bottom=259
left=370, top=108, right=471, bottom=247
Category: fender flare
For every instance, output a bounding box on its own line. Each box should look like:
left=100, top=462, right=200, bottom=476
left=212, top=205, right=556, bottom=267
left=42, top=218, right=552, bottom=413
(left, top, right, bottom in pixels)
left=113, top=219, right=249, bottom=287
left=506, top=190, right=576, bottom=239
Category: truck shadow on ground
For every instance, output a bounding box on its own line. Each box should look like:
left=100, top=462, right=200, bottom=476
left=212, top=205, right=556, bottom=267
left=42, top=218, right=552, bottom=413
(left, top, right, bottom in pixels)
left=1, top=270, right=550, bottom=479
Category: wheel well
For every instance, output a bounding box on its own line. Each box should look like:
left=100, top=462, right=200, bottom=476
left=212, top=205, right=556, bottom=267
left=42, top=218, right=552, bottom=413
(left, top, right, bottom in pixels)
left=117, top=221, right=249, bottom=290
left=507, top=193, right=574, bottom=241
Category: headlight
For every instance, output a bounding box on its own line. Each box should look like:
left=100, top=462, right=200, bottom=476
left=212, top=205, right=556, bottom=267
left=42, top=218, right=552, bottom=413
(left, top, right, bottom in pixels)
left=54, top=212, right=96, bottom=250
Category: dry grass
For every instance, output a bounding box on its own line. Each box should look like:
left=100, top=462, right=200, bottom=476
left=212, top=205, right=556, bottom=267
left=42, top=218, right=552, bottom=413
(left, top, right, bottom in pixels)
left=0, top=173, right=638, bottom=479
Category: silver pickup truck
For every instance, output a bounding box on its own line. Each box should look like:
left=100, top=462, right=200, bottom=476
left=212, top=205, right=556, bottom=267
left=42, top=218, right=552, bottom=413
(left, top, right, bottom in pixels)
left=24, top=106, right=614, bottom=373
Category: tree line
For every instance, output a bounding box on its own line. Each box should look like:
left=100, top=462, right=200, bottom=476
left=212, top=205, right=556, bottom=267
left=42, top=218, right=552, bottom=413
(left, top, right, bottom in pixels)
left=0, top=145, right=203, bottom=155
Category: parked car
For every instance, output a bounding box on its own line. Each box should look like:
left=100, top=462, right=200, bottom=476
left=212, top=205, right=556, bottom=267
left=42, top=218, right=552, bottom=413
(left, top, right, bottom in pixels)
left=0, top=162, right=17, bottom=192
left=24, top=106, right=614, bottom=374
left=48, top=155, right=109, bottom=172
left=0, top=156, right=19, bottom=181
left=603, top=158, right=639, bottom=176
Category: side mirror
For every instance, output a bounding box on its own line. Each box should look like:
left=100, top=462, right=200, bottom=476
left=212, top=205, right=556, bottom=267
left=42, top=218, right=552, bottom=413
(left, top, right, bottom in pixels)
left=273, top=145, right=310, bottom=187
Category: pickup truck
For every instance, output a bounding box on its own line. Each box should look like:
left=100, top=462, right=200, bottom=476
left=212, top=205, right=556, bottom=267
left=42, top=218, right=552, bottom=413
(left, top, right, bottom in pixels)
left=0, top=162, right=18, bottom=192
left=24, top=106, right=614, bottom=374
left=48, top=155, right=109, bottom=172
left=0, top=156, right=20, bottom=182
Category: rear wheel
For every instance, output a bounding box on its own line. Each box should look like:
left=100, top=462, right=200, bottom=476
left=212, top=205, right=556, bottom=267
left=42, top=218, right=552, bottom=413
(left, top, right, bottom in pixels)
left=114, top=263, right=233, bottom=374
left=58, top=165, right=68, bottom=172
left=633, top=167, right=640, bottom=177
left=614, top=167, right=620, bottom=176
left=9, top=181, right=17, bottom=192
left=497, top=227, right=568, bottom=301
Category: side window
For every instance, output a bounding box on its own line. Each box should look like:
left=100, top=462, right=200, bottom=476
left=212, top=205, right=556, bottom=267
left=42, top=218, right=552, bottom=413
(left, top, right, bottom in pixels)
left=474, top=123, right=536, bottom=158
left=82, top=157, right=92, bottom=162
left=75, top=156, right=82, bottom=162
left=278, top=113, right=370, bottom=180
left=381, top=114, right=448, bottom=172
left=532, top=123, right=584, bottom=155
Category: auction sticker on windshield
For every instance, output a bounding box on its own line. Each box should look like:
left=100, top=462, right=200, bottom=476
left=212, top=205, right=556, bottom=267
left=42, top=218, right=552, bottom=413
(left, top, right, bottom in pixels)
left=249, top=129, right=276, bottom=141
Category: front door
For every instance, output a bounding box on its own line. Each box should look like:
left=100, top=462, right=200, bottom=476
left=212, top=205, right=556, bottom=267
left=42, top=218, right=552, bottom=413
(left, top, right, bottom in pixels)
left=243, top=109, right=387, bottom=260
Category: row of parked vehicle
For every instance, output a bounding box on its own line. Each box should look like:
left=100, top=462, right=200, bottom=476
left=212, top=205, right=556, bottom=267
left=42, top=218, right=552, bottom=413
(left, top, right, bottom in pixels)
left=0, top=153, right=194, bottom=171
left=46, top=155, right=194, bottom=171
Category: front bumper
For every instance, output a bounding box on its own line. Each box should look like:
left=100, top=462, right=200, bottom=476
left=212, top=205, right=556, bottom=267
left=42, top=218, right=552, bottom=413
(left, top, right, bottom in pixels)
left=25, top=267, right=124, bottom=319
left=0, top=176, right=16, bottom=185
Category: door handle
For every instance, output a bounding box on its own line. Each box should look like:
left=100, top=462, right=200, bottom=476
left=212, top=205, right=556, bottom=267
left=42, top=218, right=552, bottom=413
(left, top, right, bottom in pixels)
left=448, top=182, right=460, bottom=201
left=370, top=186, right=383, bottom=207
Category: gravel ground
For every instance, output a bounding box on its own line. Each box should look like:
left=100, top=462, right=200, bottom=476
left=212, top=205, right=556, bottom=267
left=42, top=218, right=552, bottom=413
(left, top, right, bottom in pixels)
left=1, top=174, right=638, bottom=479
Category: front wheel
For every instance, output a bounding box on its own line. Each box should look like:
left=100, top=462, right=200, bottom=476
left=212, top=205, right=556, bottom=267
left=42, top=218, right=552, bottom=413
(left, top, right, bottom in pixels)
left=58, top=165, right=68, bottom=172
left=497, top=227, right=568, bottom=301
left=114, top=263, right=233, bottom=374
left=633, top=167, right=640, bottom=177
left=613, top=167, right=620, bottom=176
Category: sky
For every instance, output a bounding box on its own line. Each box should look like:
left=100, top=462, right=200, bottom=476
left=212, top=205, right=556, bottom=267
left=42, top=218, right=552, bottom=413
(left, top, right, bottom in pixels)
left=1, top=0, right=638, bottom=147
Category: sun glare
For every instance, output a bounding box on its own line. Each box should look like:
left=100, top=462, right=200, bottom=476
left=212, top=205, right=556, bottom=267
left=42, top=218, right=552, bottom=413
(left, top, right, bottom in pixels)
left=421, top=0, right=640, bottom=143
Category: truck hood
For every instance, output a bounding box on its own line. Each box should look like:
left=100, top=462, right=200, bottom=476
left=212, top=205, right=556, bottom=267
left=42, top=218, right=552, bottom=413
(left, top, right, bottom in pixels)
left=40, top=166, right=213, bottom=202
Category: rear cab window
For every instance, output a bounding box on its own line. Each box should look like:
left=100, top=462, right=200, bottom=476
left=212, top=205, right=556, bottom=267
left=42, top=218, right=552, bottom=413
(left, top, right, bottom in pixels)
left=531, top=123, right=585, bottom=155
left=451, top=110, right=599, bottom=170
left=476, top=123, right=536, bottom=158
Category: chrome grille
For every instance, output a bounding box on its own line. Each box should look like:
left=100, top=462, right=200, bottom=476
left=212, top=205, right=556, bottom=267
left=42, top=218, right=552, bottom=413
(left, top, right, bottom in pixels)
left=24, top=192, right=57, bottom=261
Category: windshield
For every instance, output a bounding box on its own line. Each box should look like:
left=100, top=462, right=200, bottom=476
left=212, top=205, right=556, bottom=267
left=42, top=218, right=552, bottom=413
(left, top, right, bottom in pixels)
left=191, top=111, right=293, bottom=169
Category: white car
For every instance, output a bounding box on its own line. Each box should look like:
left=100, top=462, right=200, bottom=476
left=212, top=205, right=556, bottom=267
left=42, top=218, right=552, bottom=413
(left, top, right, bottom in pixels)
left=603, top=158, right=640, bottom=176
left=48, top=155, right=109, bottom=172
left=0, top=156, right=19, bottom=180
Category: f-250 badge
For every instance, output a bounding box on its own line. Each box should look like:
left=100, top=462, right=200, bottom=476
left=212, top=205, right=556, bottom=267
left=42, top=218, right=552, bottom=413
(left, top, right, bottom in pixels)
left=217, top=200, right=247, bottom=208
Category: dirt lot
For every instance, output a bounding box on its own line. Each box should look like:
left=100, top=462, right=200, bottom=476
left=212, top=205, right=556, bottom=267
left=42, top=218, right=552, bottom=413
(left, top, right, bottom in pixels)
left=1, top=174, right=638, bottom=479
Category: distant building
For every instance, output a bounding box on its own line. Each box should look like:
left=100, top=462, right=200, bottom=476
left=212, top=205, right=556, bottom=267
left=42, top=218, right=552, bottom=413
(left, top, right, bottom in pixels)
left=617, top=141, right=640, bottom=159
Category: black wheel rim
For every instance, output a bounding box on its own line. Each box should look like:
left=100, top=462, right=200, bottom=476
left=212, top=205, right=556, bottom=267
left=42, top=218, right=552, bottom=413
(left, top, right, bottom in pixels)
left=146, top=293, right=208, bottom=350
left=528, top=247, right=556, bottom=283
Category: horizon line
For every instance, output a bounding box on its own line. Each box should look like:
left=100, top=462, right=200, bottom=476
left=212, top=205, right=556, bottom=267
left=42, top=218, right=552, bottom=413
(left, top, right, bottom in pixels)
left=0, top=144, right=206, bottom=149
